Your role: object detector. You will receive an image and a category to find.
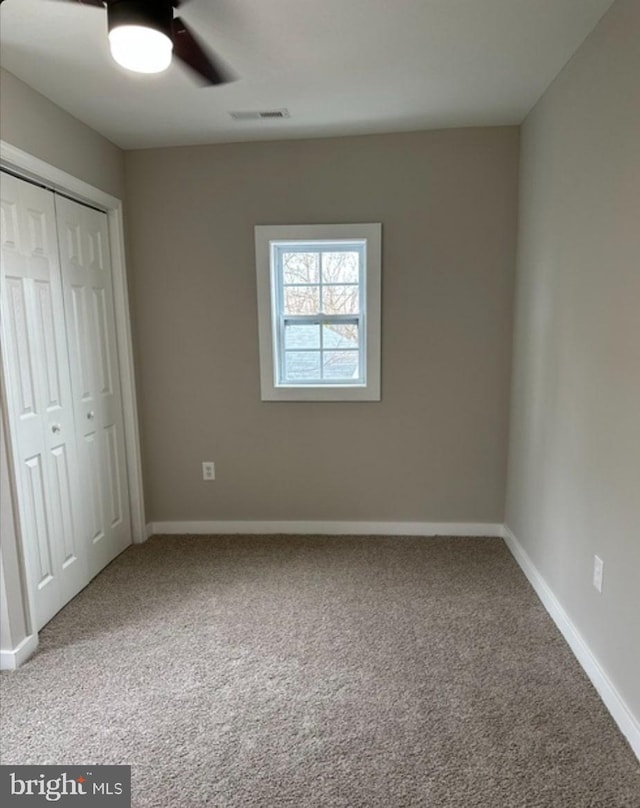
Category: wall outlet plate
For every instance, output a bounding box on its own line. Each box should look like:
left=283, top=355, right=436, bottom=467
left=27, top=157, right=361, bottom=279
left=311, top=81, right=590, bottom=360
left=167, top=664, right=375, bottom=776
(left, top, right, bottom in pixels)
left=202, top=461, right=215, bottom=481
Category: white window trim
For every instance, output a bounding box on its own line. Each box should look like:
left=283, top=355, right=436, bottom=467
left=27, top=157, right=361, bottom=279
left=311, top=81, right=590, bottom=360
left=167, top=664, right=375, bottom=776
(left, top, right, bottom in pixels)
left=255, top=223, right=381, bottom=402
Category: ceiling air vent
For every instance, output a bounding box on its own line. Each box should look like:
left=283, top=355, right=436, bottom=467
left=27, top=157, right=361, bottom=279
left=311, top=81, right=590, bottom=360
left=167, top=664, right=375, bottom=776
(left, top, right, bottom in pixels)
left=230, top=109, right=290, bottom=121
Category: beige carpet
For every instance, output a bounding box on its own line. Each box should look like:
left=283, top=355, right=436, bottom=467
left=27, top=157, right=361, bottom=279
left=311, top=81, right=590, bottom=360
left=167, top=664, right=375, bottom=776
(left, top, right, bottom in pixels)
left=1, top=535, right=638, bottom=807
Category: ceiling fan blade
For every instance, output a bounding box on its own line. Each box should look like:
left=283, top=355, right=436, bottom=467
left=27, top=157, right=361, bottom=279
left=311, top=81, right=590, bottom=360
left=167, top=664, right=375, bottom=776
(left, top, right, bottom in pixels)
left=172, top=16, right=232, bottom=86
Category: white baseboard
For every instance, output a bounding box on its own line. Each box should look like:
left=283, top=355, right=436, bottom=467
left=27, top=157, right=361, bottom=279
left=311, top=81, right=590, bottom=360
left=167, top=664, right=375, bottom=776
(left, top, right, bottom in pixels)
left=146, top=520, right=503, bottom=538
left=502, top=525, right=640, bottom=762
left=0, top=632, right=38, bottom=671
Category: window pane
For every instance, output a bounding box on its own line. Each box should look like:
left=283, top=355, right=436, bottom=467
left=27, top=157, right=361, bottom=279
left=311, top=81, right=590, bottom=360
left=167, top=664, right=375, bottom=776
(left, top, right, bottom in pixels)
left=322, top=251, right=359, bottom=284
left=322, top=285, right=359, bottom=315
left=284, top=351, right=321, bottom=381
left=284, top=286, right=320, bottom=315
left=284, top=323, right=320, bottom=350
left=282, top=252, right=319, bottom=284
left=323, top=351, right=360, bottom=381
left=322, top=323, right=359, bottom=350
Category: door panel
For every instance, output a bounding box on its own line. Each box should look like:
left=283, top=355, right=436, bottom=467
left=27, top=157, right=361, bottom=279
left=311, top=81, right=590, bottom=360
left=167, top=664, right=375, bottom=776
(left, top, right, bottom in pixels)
left=24, top=453, right=54, bottom=587
left=105, top=423, right=123, bottom=529
left=69, top=284, right=92, bottom=401
left=0, top=197, right=20, bottom=249
left=55, top=195, right=131, bottom=576
left=50, top=443, right=77, bottom=566
left=92, top=287, right=114, bottom=395
left=35, top=280, right=62, bottom=410
left=1, top=173, right=89, bottom=629
left=5, top=276, right=37, bottom=418
left=84, top=430, right=105, bottom=544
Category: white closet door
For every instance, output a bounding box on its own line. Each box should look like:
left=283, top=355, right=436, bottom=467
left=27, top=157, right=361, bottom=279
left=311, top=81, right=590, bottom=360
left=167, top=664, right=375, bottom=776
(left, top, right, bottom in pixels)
left=0, top=173, right=88, bottom=629
left=55, top=195, right=131, bottom=577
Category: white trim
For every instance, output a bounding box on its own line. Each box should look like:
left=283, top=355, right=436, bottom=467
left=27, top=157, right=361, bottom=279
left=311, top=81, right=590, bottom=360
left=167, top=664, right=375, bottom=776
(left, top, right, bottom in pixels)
left=1, top=141, right=118, bottom=211
left=147, top=520, right=503, bottom=537
left=0, top=140, right=146, bottom=544
left=108, top=204, right=146, bottom=544
left=255, top=223, right=382, bottom=402
left=0, top=381, right=39, bottom=654
left=0, top=632, right=38, bottom=671
left=502, top=525, right=640, bottom=762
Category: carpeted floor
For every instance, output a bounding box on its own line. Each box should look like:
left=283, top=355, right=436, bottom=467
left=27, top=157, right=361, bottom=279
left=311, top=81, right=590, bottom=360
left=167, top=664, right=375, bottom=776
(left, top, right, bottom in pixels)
left=1, top=535, right=638, bottom=807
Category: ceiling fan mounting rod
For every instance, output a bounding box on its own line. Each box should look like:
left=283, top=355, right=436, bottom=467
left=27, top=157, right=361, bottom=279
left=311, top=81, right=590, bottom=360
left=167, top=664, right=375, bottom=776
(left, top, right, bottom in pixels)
left=107, top=0, right=173, bottom=38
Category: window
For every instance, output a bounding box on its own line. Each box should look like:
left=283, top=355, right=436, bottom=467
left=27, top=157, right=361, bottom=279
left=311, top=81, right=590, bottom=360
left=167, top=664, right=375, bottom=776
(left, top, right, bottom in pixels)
left=255, top=223, right=381, bottom=401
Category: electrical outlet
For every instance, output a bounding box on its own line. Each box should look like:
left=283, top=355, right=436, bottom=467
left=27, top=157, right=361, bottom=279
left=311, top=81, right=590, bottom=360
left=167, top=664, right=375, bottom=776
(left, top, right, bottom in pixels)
left=593, top=555, right=604, bottom=594
left=202, top=461, right=215, bottom=481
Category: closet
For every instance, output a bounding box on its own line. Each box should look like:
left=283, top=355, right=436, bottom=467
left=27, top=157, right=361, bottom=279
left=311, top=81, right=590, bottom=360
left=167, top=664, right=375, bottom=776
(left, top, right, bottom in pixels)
left=0, top=171, right=131, bottom=630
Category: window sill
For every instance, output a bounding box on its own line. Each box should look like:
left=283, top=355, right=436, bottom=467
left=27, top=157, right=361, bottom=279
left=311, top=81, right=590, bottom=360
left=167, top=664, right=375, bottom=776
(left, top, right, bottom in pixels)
left=261, top=383, right=380, bottom=402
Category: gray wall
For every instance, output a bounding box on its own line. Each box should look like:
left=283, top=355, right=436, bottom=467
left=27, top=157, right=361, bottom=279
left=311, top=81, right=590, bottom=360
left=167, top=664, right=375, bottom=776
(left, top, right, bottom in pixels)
left=0, top=68, right=127, bottom=659
left=506, top=0, right=640, bottom=721
left=0, top=68, right=125, bottom=199
left=125, top=127, right=519, bottom=523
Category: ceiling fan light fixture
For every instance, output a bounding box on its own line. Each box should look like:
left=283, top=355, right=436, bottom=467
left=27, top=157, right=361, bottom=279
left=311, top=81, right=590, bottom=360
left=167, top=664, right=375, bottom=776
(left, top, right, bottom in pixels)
left=108, top=24, right=173, bottom=74
left=41, top=0, right=230, bottom=86
left=107, top=0, right=174, bottom=75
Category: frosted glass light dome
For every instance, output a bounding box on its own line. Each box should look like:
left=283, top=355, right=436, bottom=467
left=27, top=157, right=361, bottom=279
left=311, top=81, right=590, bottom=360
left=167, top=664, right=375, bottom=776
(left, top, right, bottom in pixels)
left=109, top=25, right=173, bottom=74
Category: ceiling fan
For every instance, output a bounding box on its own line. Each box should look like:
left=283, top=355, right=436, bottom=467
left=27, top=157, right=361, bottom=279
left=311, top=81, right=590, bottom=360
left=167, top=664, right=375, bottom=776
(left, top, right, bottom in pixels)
left=0, top=0, right=233, bottom=85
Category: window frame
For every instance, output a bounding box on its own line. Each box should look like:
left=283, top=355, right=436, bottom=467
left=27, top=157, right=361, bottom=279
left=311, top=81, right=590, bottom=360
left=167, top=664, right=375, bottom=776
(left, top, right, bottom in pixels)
left=255, top=223, right=381, bottom=402
left=274, top=240, right=365, bottom=387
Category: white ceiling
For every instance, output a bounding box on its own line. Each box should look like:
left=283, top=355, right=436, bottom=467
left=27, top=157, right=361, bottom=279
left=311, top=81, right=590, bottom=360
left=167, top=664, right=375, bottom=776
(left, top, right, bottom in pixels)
left=0, top=0, right=614, bottom=150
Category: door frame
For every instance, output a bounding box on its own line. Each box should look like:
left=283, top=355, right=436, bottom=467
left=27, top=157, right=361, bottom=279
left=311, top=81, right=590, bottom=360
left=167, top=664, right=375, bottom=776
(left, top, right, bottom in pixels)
left=0, top=140, right=146, bottom=547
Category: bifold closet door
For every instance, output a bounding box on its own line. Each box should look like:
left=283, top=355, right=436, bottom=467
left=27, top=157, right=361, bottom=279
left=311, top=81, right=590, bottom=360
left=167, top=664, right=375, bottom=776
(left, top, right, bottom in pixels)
left=0, top=173, right=88, bottom=629
left=55, top=195, right=131, bottom=578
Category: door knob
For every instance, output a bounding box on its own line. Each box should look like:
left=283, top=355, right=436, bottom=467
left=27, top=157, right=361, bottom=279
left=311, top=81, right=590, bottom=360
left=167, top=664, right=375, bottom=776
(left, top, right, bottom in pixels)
left=87, top=411, right=95, bottom=420
left=51, top=424, right=61, bottom=433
